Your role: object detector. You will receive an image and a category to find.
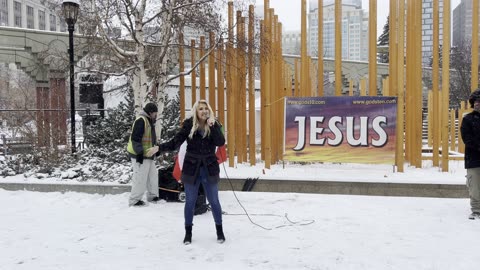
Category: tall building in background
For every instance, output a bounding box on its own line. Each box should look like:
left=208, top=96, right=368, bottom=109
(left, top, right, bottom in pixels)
left=308, top=1, right=369, bottom=61
left=422, top=0, right=444, bottom=66
left=453, top=0, right=480, bottom=47
left=282, top=30, right=301, bottom=55
left=0, top=0, right=66, bottom=32
left=310, top=0, right=362, bottom=10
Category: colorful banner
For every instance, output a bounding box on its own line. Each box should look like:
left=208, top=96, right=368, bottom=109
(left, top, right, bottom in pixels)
left=284, top=96, right=397, bottom=164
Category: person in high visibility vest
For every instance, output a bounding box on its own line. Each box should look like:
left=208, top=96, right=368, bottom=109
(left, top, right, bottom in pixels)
left=158, top=100, right=226, bottom=244
left=127, top=103, right=160, bottom=207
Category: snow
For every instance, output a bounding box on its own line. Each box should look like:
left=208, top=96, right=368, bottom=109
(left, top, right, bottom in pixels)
left=0, top=188, right=478, bottom=270
left=0, top=159, right=477, bottom=269
left=0, top=159, right=469, bottom=185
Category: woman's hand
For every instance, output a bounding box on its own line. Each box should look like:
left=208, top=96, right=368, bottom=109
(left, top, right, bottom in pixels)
left=207, top=117, right=215, bottom=127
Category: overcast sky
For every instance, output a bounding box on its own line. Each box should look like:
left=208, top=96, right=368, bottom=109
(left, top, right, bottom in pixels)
left=263, top=0, right=462, bottom=38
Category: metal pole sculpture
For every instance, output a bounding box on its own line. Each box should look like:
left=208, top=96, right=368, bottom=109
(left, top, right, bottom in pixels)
left=179, top=33, right=185, bottom=120
left=248, top=5, right=256, bottom=165
left=191, top=40, right=197, bottom=108
left=472, top=0, right=479, bottom=91
left=200, top=36, right=206, bottom=100
left=318, top=0, right=324, bottom=96
left=209, top=32, right=216, bottom=112
left=369, top=0, right=377, bottom=96
left=441, top=0, right=451, bottom=172
left=227, top=2, right=235, bottom=167
left=335, top=0, right=342, bottom=96
left=301, top=0, right=308, bottom=97
left=217, top=40, right=225, bottom=125
left=432, top=0, right=440, bottom=166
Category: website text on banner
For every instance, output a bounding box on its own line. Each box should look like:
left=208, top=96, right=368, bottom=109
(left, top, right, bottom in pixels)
left=284, top=97, right=397, bottom=164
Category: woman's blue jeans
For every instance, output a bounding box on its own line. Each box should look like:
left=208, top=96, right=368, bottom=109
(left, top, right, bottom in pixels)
left=184, top=166, right=222, bottom=226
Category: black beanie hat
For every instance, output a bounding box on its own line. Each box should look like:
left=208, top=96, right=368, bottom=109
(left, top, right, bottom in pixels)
left=469, top=89, right=480, bottom=108
left=143, top=103, right=158, bottom=114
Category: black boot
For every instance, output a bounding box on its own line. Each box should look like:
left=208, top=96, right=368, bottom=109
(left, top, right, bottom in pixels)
left=183, top=225, right=192, bottom=245
left=216, top=224, right=225, bottom=243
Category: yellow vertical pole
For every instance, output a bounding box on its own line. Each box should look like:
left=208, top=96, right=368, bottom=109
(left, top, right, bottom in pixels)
left=450, top=109, right=456, bottom=151
left=318, top=0, right=324, bottom=96
left=279, top=21, right=284, bottom=162
left=335, top=0, right=342, bottom=96
left=294, top=59, right=299, bottom=96
left=200, top=36, right=206, bottom=100
left=271, top=11, right=278, bottom=163
left=241, top=16, right=248, bottom=163
left=274, top=17, right=281, bottom=162
left=208, top=32, right=216, bottom=113
left=279, top=24, right=285, bottom=161
left=396, top=0, right=405, bottom=172
left=432, top=0, right=440, bottom=166
left=414, top=0, right=422, bottom=168
left=405, top=0, right=412, bottom=163
left=389, top=0, right=398, bottom=97
left=301, top=0, right=308, bottom=97
left=191, top=40, right=197, bottom=107
left=349, top=79, right=353, bottom=96
left=217, top=40, right=225, bottom=125
left=264, top=1, right=272, bottom=168
left=369, top=0, right=377, bottom=96
left=236, top=11, right=244, bottom=164
left=383, top=77, right=389, bottom=96
left=179, top=33, right=185, bottom=120
left=260, top=20, right=265, bottom=161
left=239, top=17, right=248, bottom=162
left=472, top=0, right=479, bottom=91
left=428, top=90, right=433, bottom=147
left=248, top=5, right=256, bottom=165
left=458, top=101, right=466, bottom=153
left=360, top=79, right=367, bottom=96
left=227, top=1, right=235, bottom=167
left=272, top=14, right=279, bottom=163
left=308, top=56, right=313, bottom=96
left=441, top=0, right=451, bottom=172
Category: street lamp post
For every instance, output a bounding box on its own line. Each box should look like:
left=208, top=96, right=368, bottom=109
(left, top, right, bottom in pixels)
left=62, top=0, right=80, bottom=154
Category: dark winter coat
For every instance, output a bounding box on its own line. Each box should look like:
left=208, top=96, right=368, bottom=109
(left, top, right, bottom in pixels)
left=128, top=111, right=157, bottom=160
left=460, top=110, right=480, bottom=169
left=160, top=117, right=225, bottom=185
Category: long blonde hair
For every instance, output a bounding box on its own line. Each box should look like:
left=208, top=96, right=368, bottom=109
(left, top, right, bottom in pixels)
left=189, top=100, right=215, bottom=139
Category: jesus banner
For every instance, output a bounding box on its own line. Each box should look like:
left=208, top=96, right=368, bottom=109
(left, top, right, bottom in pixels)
left=284, top=96, right=397, bottom=164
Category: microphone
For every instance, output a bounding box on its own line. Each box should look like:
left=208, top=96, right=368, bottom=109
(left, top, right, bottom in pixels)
left=205, top=112, right=214, bottom=127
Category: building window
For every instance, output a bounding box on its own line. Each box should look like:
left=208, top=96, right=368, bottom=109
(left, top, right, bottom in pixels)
left=0, top=0, right=8, bottom=26
left=27, top=6, right=34, bottom=29
left=38, top=10, right=45, bottom=30
left=14, top=1, right=21, bottom=27
left=49, top=14, right=56, bottom=31
left=59, top=17, right=66, bottom=32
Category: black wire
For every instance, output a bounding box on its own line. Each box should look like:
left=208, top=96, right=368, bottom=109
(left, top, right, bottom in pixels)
left=221, top=162, right=315, bottom=230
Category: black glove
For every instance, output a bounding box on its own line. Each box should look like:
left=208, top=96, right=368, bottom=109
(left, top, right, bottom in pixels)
left=136, top=154, right=144, bottom=165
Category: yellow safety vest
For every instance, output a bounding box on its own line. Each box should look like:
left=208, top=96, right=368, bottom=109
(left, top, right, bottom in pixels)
left=127, top=116, right=153, bottom=156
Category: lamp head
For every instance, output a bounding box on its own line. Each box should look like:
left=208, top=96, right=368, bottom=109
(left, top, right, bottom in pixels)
left=62, top=0, right=80, bottom=26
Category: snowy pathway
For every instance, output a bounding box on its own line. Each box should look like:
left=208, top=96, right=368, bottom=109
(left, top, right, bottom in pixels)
left=0, top=189, right=478, bottom=270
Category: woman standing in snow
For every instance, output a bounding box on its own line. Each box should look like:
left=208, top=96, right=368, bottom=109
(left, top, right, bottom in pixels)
left=154, top=100, right=226, bottom=244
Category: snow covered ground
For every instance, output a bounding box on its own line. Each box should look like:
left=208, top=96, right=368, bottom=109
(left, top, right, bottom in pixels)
left=0, top=188, right=478, bottom=270
left=0, top=159, right=469, bottom=185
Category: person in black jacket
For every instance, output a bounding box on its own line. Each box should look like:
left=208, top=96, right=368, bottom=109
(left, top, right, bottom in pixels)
left=159, top=100, right=226, bottom=244
left=460, top=89, right=480, bottom=220
left=126, top=103, right=160, bottom=207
